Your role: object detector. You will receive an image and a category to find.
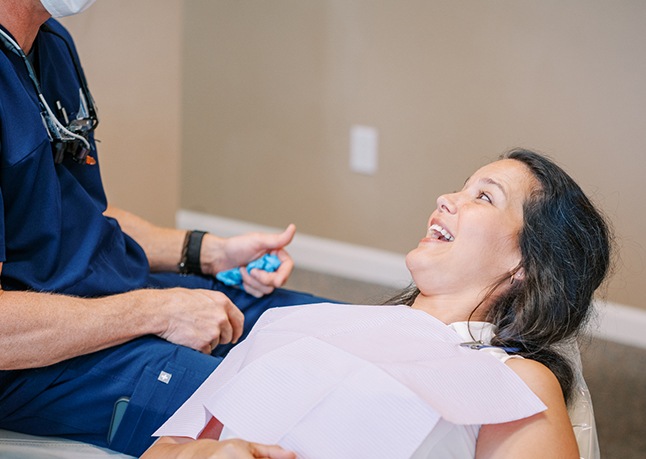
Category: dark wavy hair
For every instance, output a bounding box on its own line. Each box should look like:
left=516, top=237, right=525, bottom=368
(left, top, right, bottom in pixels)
left=387, top=148, right=613, bottom=404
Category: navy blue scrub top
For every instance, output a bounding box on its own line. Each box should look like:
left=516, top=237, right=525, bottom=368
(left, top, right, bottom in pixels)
left=0, top=19, right=149, bottom=297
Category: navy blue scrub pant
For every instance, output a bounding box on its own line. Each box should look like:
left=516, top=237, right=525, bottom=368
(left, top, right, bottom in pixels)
left=0, top=273, right=329, bottom=457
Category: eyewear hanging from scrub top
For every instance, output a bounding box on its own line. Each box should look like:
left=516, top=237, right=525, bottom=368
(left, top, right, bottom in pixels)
left=0, top=23, right=99, bottom=165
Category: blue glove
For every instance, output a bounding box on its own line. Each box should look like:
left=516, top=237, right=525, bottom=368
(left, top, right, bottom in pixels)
left=216, top=253, right=282, bottom=286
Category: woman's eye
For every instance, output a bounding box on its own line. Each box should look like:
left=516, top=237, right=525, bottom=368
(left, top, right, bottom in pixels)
left=477, top=191, right=492, bottom=203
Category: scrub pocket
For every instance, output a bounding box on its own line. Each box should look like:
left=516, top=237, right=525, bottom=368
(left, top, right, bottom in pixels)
left=108, top=358, right=216, bottom=457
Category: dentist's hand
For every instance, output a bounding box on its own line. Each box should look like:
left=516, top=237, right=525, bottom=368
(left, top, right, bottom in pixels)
left=201, top=225, right=296, bottom=297
left=151, top=288, right=244, bottom=354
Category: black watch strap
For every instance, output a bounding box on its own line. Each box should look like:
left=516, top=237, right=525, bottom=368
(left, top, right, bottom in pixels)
left=178, top=230, right=207, bottom=275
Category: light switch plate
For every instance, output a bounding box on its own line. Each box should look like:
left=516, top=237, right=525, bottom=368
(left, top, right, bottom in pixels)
left=350, top=125, right=378, bottom=175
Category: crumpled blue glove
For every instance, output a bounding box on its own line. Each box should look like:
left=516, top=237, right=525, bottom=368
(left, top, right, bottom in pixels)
left=215, top=253, right=282, bottom=286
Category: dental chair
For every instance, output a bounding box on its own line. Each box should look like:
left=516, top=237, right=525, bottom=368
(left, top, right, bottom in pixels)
left=566, top=343, right=601, bottom=459
left=0, top=429, right=134, bottom=459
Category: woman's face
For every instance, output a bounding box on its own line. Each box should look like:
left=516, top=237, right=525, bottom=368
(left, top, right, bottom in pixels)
left=406, top=159, right=538, bottom=301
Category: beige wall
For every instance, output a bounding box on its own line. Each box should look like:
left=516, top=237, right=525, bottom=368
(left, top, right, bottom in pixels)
left=61, top=0, right=183, bottom=227
left=181, top=0, right=646, bottom=310
left=63, top=1, right=644, bottom=310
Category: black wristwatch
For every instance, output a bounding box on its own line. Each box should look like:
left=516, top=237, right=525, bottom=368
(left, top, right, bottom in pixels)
left=178, top=230, right=207, bottom=275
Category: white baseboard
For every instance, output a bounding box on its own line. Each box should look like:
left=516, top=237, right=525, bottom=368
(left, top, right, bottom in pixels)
left=177, top=209, right=646, bottom=350
left=592, top=301, right=646, bottom=349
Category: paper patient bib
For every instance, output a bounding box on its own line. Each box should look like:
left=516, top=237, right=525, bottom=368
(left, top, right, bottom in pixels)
left=155, top=304, right=546, bottom=458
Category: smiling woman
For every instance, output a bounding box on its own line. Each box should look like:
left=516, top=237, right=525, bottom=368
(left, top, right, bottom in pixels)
left=142, top=149, right=612, bottom=459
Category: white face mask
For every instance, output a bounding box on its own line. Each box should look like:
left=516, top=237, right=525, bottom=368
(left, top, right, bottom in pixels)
left=40, top=0, right=98, bottom=18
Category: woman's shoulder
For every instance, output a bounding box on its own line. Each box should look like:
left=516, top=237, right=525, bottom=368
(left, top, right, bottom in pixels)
left=475, top=358, right=579, bottom=458
left=504, top=358, right=563, bottom=404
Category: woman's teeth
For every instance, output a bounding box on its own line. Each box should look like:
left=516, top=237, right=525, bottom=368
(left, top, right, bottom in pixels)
left=428, top=224, right=454, bottom=242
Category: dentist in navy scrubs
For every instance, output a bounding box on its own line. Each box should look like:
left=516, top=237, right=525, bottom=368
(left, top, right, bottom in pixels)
left=0, top=1, right=325, bottom=456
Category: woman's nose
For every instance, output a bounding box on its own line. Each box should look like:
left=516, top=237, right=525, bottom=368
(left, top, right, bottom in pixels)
left=436, top=192, right=457, bottom=214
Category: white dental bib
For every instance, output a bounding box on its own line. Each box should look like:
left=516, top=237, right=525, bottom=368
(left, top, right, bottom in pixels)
left=155, top=303, right=545, bottom=459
